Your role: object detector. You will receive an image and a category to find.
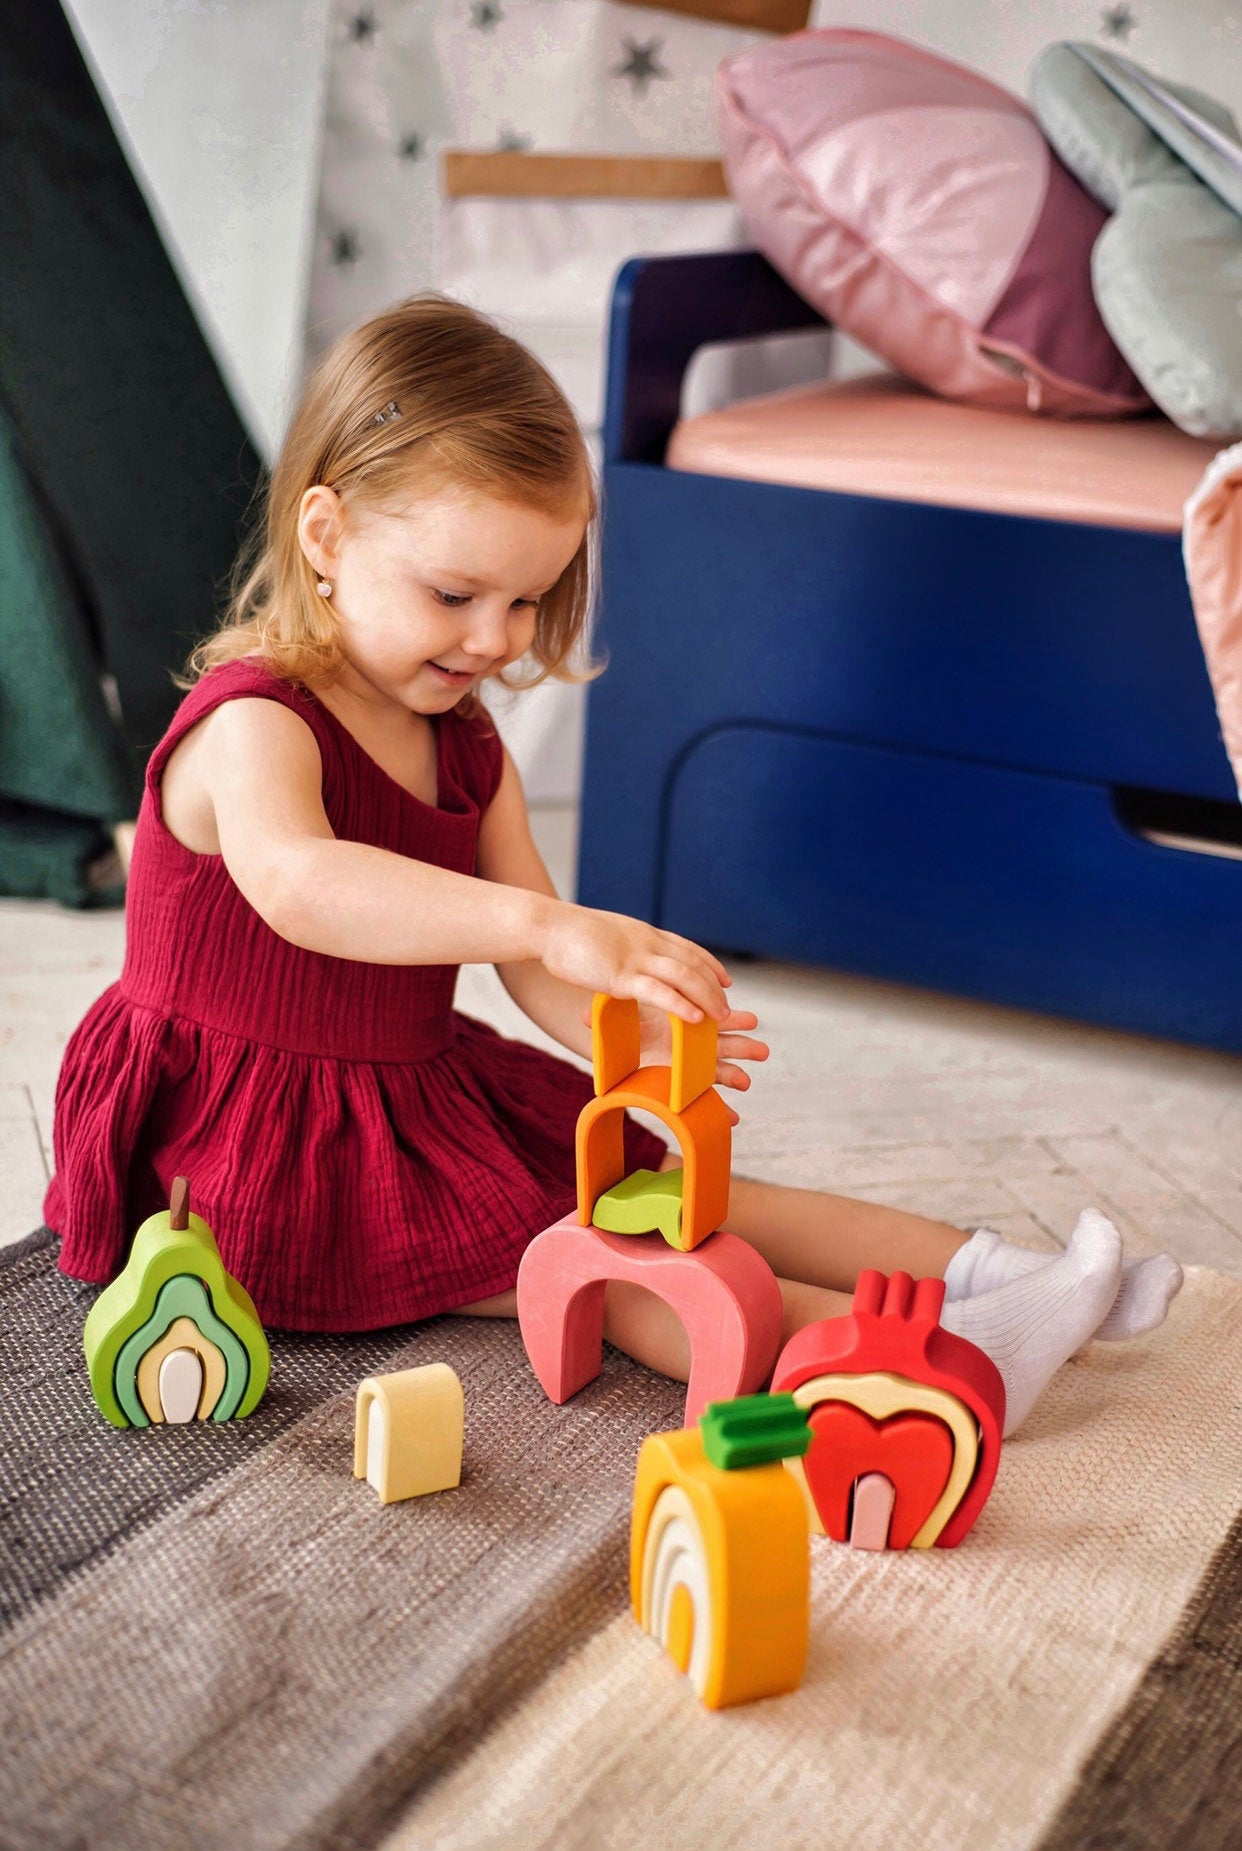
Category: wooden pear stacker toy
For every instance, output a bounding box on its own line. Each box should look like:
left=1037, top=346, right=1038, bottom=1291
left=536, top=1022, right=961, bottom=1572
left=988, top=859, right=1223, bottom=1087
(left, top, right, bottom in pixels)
left=517, top=995, right=783, bottom=1425
left=83, top=1177, right=269, bottom=1428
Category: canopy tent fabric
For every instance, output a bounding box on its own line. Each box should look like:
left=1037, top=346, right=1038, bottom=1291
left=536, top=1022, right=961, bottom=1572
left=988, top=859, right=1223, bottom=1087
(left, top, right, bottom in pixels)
left=0, top=409, right=128, bottom=904
left=0, top=1, right=263, bottom=904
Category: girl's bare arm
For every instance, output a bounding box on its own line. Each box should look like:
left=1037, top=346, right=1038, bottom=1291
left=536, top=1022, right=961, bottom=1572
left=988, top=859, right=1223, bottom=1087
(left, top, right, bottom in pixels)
left=475, top=744, right=598, bottom=1060
left=475, top=744, right=733, bottom=1051
left=204, top=699, right=551, bottom=964
left=199, top=699, right=728, bottom=1020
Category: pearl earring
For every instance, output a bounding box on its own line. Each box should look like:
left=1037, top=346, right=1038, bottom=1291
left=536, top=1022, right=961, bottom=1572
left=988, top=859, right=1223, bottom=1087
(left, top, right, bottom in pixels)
left=316, top=578, right=332, bottom=597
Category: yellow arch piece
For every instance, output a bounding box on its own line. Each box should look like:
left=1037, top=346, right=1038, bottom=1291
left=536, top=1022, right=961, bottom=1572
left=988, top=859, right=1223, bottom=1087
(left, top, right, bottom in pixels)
left=640, top=1483, right=714, bottom=1698
left=786, top=1370, right=980, bottom=1549
left=353, top=1364, right=464, bottom=1504
left=135, top=1316, right=227, bottom=1423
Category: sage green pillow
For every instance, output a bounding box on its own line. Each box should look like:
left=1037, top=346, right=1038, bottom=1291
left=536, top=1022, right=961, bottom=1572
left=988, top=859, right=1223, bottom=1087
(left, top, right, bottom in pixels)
left=1031, top=42, right=1242, bottom=439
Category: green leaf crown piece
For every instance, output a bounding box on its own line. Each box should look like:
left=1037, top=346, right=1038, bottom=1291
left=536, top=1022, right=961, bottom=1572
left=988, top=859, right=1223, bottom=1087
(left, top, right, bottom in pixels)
left=699, top=1392, right=812, bottom=1470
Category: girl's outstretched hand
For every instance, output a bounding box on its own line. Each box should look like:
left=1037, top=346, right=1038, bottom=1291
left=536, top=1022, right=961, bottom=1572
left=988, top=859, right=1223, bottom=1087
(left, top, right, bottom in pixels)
left=541, top=902, right=731, bottom=1026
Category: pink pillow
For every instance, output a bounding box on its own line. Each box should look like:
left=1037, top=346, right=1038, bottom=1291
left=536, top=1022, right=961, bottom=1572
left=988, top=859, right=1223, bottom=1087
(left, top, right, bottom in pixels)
left=716, top=29, right=1150, bottom=418
left=1184, top=443, right=1242, bottom=799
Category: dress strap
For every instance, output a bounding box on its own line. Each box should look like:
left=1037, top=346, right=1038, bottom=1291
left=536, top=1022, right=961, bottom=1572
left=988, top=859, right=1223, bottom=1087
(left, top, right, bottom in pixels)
left=145, top=659, right=343, bottom=820
left=444, top=700, right=505, bottom=814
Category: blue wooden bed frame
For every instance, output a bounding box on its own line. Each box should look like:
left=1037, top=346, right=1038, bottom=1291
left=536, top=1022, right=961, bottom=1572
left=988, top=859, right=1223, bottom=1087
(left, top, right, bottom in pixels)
left=577, top=249, right=1242, bottom=1055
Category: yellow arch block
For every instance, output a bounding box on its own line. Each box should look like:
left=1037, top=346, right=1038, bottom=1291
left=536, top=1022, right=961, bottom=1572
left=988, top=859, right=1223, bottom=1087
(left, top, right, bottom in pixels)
left=786, top=1370, right=980, bottom=1549
left=354, top=1364, right=464, bottom=1504
left=136, top=1316, right=227, bottom=1423
left=631, top=1426, right=808, bottom=1710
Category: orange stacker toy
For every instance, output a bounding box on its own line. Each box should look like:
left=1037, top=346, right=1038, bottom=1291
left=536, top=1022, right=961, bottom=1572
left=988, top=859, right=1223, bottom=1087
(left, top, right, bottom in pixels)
left=517, top=994, right=783, bottom=1424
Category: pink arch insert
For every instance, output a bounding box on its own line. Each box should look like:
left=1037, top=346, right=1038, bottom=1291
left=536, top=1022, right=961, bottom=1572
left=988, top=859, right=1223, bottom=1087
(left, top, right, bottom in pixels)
left=516, top=1214, right=784, bottom=1426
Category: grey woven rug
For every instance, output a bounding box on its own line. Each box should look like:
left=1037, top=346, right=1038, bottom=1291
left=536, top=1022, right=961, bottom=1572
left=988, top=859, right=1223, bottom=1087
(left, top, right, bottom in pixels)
left=2, top=1231, right=1240, bottom=1851
left=0, top=1227, right=684, bottom=1849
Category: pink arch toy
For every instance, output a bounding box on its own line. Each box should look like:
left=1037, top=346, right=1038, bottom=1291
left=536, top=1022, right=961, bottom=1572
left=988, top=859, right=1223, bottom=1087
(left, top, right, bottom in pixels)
left=517, top=1214, right=784, bottom=1425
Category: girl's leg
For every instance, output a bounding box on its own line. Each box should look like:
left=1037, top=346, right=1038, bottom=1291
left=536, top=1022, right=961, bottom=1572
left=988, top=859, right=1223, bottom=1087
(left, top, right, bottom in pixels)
left=656, top=1151, right=970, bottom=1294
left=451, top=1287, right=516, bottom=1317
left=601, top=1274, right=851, bottom=1382
left=454, top=1160, right=967, bottom=1369
left=650, top=1156, right=1129, bottom=1436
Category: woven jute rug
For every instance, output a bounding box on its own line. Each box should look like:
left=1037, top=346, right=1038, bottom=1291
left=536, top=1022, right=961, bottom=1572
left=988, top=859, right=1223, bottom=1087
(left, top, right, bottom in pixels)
left=1, top=1228, right=1239, bottom=1851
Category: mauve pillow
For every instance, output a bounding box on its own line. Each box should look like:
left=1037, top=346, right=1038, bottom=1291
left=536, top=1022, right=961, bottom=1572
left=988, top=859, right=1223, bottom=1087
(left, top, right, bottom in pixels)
left=716, top=29, right=1150, bottom=418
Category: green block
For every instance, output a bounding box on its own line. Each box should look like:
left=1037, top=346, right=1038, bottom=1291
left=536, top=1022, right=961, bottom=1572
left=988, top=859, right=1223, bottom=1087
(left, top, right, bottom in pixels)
left=114, top=1274, right=252, bottom=1427
left=699, top=1393, right=813, bottom=1471
left=83, top=1204, right=270, bottom=1428
left=592, top=1167, right=685, bottom=1248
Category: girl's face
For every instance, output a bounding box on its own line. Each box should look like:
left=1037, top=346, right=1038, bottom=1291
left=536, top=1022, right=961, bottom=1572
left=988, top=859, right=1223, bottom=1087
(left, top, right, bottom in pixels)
left=299, top=480, right=587, bottom=717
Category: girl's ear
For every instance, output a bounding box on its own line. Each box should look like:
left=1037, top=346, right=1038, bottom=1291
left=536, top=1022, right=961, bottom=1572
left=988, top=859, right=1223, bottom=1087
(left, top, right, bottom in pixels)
left=298, top=484, right=345, bottom=578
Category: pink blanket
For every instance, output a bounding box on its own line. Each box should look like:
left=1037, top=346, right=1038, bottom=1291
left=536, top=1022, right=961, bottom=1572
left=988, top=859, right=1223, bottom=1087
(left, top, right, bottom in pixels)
left=1185, top=444, right=1242, bottom=798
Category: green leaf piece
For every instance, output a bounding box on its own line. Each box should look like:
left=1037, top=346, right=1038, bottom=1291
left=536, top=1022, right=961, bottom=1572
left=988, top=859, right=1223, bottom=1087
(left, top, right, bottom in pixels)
left=699, top=1392, right=812, bottom=1470
left=114, top=1275, right=252, bottom=1426
left=592, top=1167, right=685, bottom=1247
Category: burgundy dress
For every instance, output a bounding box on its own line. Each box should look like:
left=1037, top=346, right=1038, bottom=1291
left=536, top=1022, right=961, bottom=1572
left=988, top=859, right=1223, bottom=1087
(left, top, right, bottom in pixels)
left=44, top=658, right=666, bottom=1330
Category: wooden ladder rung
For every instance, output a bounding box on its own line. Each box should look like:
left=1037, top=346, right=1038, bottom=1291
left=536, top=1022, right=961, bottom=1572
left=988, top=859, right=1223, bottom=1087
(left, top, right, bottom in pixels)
left=442, top=151, right=730, bottom=200
left=615, top=0, right=812, bottom=31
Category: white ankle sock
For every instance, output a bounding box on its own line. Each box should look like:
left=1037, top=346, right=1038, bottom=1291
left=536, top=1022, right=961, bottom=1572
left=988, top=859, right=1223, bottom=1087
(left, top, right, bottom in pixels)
left=943, top=1223, right=1183, bottom=1341
left=939, top=1209, right=1123, bottom=1437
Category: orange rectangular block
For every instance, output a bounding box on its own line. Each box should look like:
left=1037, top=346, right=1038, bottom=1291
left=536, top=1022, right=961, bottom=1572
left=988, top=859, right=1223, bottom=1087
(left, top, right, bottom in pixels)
left=669, top=1014, right=718, bottom=1112
left=591, top=994, right=642, bottom=1095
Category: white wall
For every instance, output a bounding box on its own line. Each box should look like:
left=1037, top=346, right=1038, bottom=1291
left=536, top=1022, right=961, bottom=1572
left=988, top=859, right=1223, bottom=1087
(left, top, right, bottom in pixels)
left=62, top=0, right=332, bottom=464
left=811, top=0, right=1240, bottom=107
left=60, top=0, right=1242, bottom=804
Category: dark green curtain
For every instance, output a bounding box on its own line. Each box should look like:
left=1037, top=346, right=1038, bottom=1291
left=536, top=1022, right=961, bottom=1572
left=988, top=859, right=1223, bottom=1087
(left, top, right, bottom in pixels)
left=0, top=2, right=266, bottom=904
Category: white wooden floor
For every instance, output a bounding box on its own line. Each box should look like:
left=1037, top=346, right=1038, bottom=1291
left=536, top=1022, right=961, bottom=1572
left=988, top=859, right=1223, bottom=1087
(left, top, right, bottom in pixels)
left=3, top=805, right=1240, bottom=1275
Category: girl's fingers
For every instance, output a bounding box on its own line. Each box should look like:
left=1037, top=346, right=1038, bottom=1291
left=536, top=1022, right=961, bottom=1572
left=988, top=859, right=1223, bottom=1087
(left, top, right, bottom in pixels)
left=719, top=1037, right=769, bottom=1065
left=715, top=1063, right=752, bottom=1092
left=663, top=932, right=732, bottom=991
left=721, top=1009, right=760, bottom=1032
left=578, top=980, right=751, bottom=1034
left=647, top=954, right=727, bottom=1022
left=632, top=975, right=703, bottom=1022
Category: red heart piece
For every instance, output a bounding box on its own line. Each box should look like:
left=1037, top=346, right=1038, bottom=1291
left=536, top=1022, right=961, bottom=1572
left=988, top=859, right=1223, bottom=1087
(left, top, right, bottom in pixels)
left=805, top=1403, right=956, bottom=1550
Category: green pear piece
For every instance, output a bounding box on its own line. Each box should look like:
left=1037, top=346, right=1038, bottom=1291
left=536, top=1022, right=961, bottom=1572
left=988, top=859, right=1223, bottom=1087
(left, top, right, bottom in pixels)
left=83, top=1177, right=270, bottom=1428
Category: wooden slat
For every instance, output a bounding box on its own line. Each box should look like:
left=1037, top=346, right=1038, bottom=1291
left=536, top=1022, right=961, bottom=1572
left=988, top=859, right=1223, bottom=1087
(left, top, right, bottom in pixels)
left=442, top=151, right=729, bottom=200
left=615, top=0, right=812, bottom=31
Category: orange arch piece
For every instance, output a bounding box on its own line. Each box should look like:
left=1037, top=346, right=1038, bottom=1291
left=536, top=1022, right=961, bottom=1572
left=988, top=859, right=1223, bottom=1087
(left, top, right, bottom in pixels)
left=516, top=1213, right=783, bottom=1426
left=590, top=994, right=719, bottom=1113
left=577, top=1070, right=731, bottom=1252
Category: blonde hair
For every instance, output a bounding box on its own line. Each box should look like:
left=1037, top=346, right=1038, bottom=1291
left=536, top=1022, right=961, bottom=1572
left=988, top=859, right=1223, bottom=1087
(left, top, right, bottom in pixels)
left=181, top=292, right=601, bottom=707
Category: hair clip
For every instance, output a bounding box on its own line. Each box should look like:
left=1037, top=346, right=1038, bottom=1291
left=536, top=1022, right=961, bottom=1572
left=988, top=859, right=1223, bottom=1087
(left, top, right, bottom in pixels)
left=374, top=400, right=402, bottom=426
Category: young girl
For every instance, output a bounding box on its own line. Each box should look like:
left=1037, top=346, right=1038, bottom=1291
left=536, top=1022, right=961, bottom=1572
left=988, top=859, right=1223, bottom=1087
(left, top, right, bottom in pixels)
left=44, top=294, right=1182, bottom=1438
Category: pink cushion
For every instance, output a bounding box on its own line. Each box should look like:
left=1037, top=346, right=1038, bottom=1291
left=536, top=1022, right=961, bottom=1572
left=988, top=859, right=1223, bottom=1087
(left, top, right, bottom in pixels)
left=1185, top=444, right=1242, bottom=797
left=716, top=29, right=1150, bottom=419
left=667, top=374, right=1218, bottom=531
